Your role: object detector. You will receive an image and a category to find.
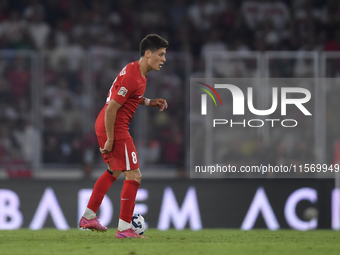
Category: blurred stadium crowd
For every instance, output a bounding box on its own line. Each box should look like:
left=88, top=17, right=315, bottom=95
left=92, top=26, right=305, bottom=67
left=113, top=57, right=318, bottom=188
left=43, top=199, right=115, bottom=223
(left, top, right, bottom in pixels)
left=0, top=0, right=340, bottom=177
left=0, top=0, right=339, bottom=55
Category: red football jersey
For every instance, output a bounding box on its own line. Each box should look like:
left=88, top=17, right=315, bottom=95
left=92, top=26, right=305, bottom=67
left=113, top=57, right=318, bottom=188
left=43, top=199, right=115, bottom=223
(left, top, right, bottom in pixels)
left=95, top=61, right=147, bottom=140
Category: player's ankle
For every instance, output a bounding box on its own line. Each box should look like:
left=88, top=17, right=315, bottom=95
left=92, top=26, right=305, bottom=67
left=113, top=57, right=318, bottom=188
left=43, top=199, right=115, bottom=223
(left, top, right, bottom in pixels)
left=117, top=218, right=131, bottom=231
left=83, top=207, right=96, bottom=220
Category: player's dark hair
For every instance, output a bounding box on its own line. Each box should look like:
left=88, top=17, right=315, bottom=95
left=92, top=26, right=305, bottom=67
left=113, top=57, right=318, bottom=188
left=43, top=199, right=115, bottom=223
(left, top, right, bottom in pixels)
left=140, top=34, right=168, bottom=56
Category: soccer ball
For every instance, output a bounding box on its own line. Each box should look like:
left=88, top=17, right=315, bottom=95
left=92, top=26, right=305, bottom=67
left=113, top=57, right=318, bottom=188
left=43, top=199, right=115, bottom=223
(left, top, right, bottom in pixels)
left=131, top=213, right=146, bottom=235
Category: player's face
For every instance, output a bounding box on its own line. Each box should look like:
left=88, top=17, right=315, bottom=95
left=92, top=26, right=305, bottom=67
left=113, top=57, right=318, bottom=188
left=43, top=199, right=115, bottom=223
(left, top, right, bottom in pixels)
left=148, top=48, right=166, bottom=71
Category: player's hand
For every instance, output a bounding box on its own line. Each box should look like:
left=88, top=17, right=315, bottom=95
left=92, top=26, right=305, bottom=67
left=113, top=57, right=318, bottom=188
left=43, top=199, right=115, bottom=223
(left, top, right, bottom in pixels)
left=150, top=98, right=168, bottom=111
left=100, top=139, right=113, bottom=154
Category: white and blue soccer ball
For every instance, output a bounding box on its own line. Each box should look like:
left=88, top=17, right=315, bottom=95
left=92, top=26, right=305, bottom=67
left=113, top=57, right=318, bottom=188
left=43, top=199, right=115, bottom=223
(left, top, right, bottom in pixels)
left=131, top=213, right=146, bottom=235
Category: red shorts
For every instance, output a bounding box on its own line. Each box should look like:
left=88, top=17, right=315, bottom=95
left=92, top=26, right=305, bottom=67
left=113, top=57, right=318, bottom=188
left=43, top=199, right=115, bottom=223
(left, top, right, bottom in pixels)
left=97, top=136, right=139, bottom=171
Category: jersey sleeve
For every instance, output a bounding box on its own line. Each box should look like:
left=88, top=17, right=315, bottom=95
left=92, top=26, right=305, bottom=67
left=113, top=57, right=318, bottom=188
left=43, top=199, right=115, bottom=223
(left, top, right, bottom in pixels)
left=111, top=75, right=137, bottom=105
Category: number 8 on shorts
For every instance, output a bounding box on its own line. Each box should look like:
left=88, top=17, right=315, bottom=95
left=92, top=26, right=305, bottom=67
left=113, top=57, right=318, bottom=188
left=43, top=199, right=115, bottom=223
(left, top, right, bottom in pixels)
left=131, top=152, right=138, bottom=164
left=123, top=140, right=139, bottom=170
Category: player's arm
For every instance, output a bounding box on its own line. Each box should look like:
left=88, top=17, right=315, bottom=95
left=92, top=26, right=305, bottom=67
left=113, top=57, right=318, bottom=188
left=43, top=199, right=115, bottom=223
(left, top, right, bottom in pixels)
left=100, top=99, right=122, bottom=154
left=139, top=97, right=168, bottom=111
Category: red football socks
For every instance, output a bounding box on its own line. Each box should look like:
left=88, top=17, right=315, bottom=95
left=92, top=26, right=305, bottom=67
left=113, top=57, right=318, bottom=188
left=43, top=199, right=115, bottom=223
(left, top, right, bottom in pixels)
left=87, top=170, right=117, bottom=213
left=119, top=180, right=140, bottom=223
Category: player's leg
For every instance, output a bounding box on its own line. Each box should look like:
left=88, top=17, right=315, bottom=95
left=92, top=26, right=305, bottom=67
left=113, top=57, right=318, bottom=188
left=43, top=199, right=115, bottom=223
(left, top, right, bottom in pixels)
left=117, top=139, right=141, bottom=231
left=114, top=139, right=146, bottom=238
left=79, top=164, right=121, bottom=232
left=79, top=136, right=120, bottom=232
left=83, top=164, right=121, bottom=219
left=115, top=168, right=147, bottom=238
left=118, top=168, right=141, bottom=230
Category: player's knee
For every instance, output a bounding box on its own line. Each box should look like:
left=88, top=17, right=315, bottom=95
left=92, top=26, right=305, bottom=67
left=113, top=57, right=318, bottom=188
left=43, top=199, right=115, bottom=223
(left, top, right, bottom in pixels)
left=135, top=174, right=142, bottom=183
left=130, top=172, right=142, bottom=183
left=125, top=170, right=142, bottom=183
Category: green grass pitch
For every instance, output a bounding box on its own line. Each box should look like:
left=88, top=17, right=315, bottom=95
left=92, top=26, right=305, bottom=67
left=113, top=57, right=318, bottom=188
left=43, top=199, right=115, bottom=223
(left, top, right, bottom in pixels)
left=1, top=229, right=340, bottom=255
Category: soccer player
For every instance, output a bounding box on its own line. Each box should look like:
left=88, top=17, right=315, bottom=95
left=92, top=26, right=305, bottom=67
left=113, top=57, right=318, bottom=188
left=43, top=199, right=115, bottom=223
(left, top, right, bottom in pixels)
left=79, top=34, right=168, bottom=238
